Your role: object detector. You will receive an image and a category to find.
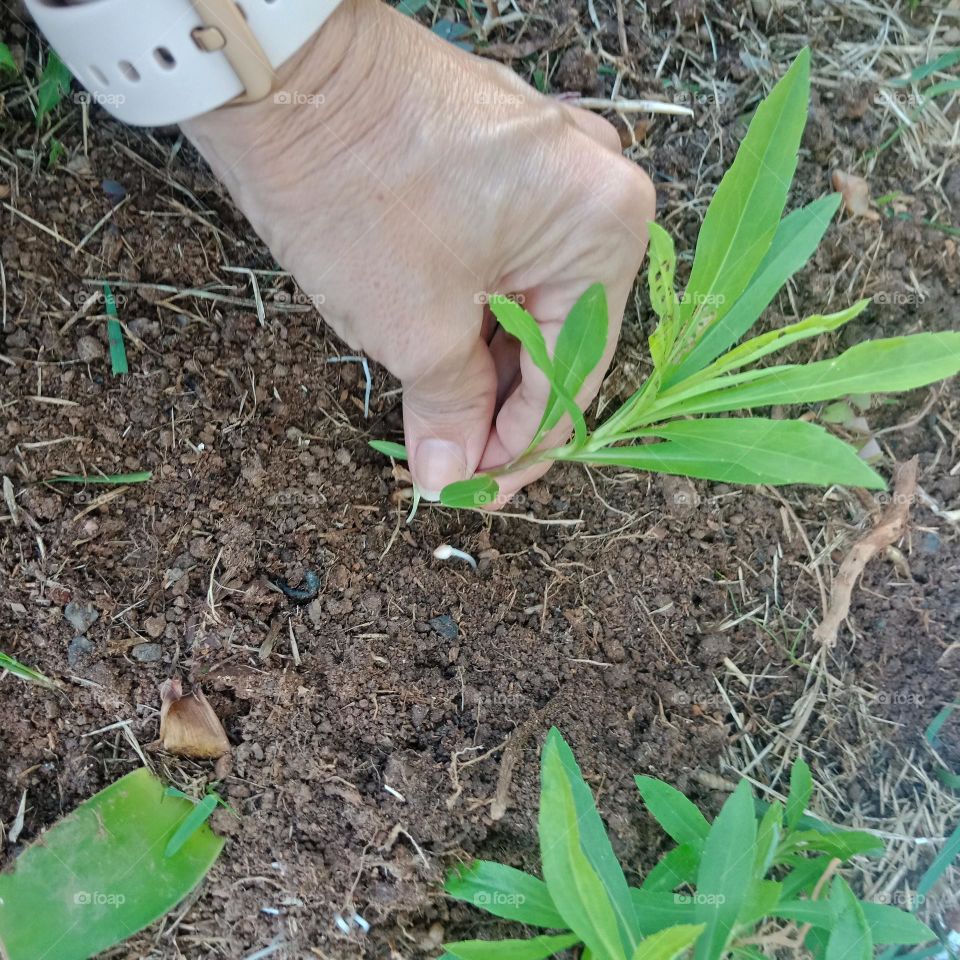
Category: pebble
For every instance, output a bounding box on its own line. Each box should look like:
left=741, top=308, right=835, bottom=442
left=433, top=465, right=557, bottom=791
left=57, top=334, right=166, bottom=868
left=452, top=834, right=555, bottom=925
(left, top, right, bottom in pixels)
left=143, top=614, right=166, bottom=639
left=64, top=601, right=99, bottom=634
left=917, top=531, right=941, bottom=555
left=132, top=643, right=163, bottom=662
left=428, top=614, right=459, bottom=640
left=76, top=335, right=104, bottom=362
left=67, top=635, right=93, bottom=667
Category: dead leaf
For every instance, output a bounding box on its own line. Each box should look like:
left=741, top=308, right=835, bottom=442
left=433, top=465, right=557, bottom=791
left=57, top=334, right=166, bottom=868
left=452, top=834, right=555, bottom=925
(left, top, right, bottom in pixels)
left=832, top=169, right=878, bottom=219
left=159, top=676, right=231, bottom=759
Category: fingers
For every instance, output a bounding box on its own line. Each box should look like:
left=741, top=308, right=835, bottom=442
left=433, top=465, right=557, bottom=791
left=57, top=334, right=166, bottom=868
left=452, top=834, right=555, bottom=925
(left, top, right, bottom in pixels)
left=561, top=103, right=624, bottom=155
left=401, top=333, right=498, bottom=500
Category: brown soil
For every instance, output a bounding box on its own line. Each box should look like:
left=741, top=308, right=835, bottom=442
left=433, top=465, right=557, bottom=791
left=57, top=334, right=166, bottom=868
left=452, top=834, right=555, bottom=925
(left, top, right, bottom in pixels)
left=1, top=1, right=958, bottom=957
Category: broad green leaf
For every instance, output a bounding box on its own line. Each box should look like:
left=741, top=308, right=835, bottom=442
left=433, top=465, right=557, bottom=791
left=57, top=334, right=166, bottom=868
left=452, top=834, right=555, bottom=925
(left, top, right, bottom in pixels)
left=737, top=879, right=782, bottom=927
left=489, top=296, right=586, bottom=445
left=539, top=732, right=634, bottom=959
left=786, top=758, right=813, bottom=829
left=693, top=780, right=757, bottom=960
left=635, top=777, right=710, bottom=849
left=670, top=193, right=841, bottom=383
left=368, top=439, right=408, bottom=460
left=579, top=419, right=884, bottom=489
left=444, top=861, right=565, bottom=928
left=444, top=933, right=580, bottom=960
left=439, top=475, right=500, bottom=509
left=631, top=924, right=705, bottom=960
left=540, top=283, right=608, bottom=436
left=782, top=828, right=885, bottom=860
left=0, top=43, right=16, bottom=72
left=678, top=49, right=810, bottom=340
left=825, top=876, right=872, bottom=960
left=641, top=844, right=701, bottom=892
left=165, top=794, right=219, bottom=858
left=654, top=333, right=960, bottom=419
left=0, top=768, right=223, bottom=960
left=36, top=49, right=72, bottom=124
left=630, top=890, right=695, bottom=936
left=774, top=901, right=934, bottom=945
left=753, top=803, right=782, bottom=877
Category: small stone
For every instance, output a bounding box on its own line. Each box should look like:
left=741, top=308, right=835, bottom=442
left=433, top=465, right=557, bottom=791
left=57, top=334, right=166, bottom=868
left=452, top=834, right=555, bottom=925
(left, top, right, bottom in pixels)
left=64, top=601, right=99, bottom=634
left=917, top=531, right=941, bottom=555
left=428, top=614, right=459, bottom=640
left=143, top=614, right=166, bottom=639
left=132, top=643, right=163, bottom=662
left=67, top=635, right=93, bottom=667
left=76, top=335, right=104, bottom=362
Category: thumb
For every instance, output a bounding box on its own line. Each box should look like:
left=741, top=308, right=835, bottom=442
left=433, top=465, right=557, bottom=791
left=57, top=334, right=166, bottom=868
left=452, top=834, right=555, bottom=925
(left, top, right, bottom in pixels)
left=402, top=335, right=498, bottom=500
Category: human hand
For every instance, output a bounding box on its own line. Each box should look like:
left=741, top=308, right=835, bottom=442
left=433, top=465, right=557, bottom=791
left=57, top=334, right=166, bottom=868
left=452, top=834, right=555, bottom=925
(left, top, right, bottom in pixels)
left=183, top=0, right=655, bottom=504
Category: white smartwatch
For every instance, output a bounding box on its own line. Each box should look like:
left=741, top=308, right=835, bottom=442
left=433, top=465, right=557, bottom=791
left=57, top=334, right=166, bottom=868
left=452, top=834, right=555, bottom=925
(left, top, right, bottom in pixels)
left=23, top=0, right=343, bottom=127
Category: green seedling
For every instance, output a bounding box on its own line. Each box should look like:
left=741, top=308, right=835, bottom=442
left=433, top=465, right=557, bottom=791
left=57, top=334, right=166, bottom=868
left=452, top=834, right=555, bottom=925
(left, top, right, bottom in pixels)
left=0, top=768, right=224, bottom=960
left=35, top=49, right=71, bottom=126
left=0, top=42, right=16, bottom=73
left=103, top=282, right=129, bottom=375
left=372, top=50, right=960, bottom=509
left=0, top=650, right=56, bottom=688
left=162, top=786, right=232, bottom=857
left=47, top=470, right=152, bottom=484
left=441, top=729, right=937, bottom=960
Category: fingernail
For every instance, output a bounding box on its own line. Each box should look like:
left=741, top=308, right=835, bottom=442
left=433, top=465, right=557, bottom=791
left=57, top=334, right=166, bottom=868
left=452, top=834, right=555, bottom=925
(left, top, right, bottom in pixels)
left=416, top=438, right=466, bottom=501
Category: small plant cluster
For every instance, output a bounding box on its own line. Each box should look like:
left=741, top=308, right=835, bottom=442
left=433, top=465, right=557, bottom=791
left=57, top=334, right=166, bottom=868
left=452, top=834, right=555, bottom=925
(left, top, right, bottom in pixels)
left=372, top=49, right=960, bottom=508
left=439, top=728, right=935, bottom=960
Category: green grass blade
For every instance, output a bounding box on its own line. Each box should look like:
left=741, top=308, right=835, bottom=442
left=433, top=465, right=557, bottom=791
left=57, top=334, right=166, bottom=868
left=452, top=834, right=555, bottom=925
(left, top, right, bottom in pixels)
left=539, top=730, right=635, bottom=959
left=653, top=333, right=960, bottom=419
left=489, top=296, right=587, bottom=446
left=444, top=861, right=566, bottom=928
left=368, top=440, right=408, bottom=460
left=916, top=818, right=960, bottom=900
left=891, top=48, right=960, bottom=86
left=0, top=768, right=223, bottom=960
left=0, top=43, right=17, bottom=72
left=444, top=933, right=580, bottom=960
left=540, top=284, right=608, bottom=436
left=785, top=758, right=813, bottom=830
left=670, top=193, right=842, bottom=384
left=753, top=803, right=782, bottom=877
left=579, top=419, right=884, bottom=489
left=634, top=776, right=710, bottom=849
left=36, top=49, right=72, bottom=125
left=48, top=471, right=153, bottom=484
left=678, top=49, right=810, bottom=339
left=0, top=651, right=56, bottom=688
left=103, top=284, right=129, bottom=376
left=165, top=794, right=218, bottom=858
left=693, top=780, right=757, bottom=960
left=631, top=924, right=705, bottom=960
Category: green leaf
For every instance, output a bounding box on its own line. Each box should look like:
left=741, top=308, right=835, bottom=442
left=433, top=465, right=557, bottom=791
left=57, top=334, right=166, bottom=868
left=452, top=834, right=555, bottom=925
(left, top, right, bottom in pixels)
left=580, top=419, right=884, bottom=489
left=48, top=471, right=153, bottom=484
left=754, top=803, right=782, bottom=877
left=396, top=0, right=431, bottom=13
left=47, top=137, right=65, bottom=169
left=0, top=650, right=56, bottom=688
left=779, top=855, right=835, bottom=901
left=774, top=901, right=934, bottom=946
left=488, top=295, right=587, bottom=445
left=36, top=49, right=72, bottom=125
left=444, top=933, right=580, bottom=960
left=641, top=844, right=701, bottom=892
left=670, top=193, right=841, bottom=383
left=103, top=283, right=128, bottom=376
left=916, top=817, right=960, bottom=900
left=786, top=758, right=813, bottom=830
left=655, top=333, right=960, bottom=419
left=678, top=49, right=810, bottom=340
left=444, top=861, right=566, bottom=928
left=368, top=439, right=408, bottom=460
left=0, top=43, right=16, bottom=72
left=635, top=776, right=710, bottom=849
left=630, top=890, right=695, bottom=936
left=439, top=475, right=500, bottom=509
left=539, top=730, right=636, bottom=959
left=737, top=879, right=782, bottom=927
left=0, top=768, right=223, bottom=960
left=165, top=794, right=219, bottom=858
left=693, top=780, right=757, bottom=960
left=782, top=828, right=885, bottom=860
left=631, top=924, right=705, bottom=960
left=540, top=283, right=608, bottom=436
left=825, top=876, right=872, bottom=960
left=647, top=223, right=681, bottom=372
